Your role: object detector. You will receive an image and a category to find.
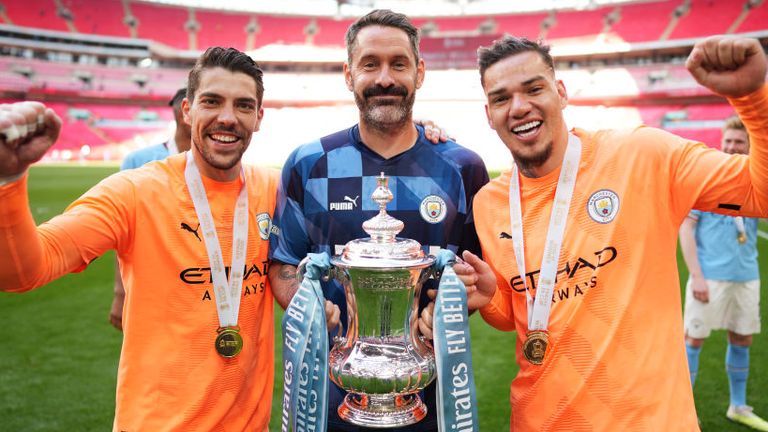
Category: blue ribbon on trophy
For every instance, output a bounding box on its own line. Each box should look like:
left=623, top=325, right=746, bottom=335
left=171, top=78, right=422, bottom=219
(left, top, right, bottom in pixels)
left=281, top=249, right=478, bottom=431
left=433, top=250, right=479, bottom=432
left=281, top=253, right=330, bottom=432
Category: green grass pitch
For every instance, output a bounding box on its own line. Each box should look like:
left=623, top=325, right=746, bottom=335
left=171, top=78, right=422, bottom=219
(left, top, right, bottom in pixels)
left=0, top=165, right=766, bottom=431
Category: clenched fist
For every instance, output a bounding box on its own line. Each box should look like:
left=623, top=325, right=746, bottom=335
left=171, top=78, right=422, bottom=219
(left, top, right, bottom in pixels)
left=686, top=36, right=767, bottom=98
left=0, top=101, right=61, bottom=178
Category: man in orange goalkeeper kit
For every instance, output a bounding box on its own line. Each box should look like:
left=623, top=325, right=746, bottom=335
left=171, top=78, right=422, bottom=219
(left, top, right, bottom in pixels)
left=455, top=35, right=768, bottom=431
left=0, top=47, right=278, bottom=431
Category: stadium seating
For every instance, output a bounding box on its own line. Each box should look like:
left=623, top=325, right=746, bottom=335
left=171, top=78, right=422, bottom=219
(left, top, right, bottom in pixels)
left=313, top=17, right=354, bottom=46
left=609, top=0, right=678, bottom=42
left=669, top=0, right=742, bottom=40
left=253, top=15, right=311, bottom=46
left=195, top=8, right=251, bottom=51
left=493, top=12, right=548, bottom=40
left=62, top=0, right=131, bottom=37
left=1, top=0, right=70, bottom=32
left=130, top=1, right=188, bottom=49
left=737, top=0, right=768, bottom=33
left=546, top=7, right=610, bottom=40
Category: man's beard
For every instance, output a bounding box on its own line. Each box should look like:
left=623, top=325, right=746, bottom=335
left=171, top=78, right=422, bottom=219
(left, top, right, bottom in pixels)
left=512, top=141, right=553, bottom=177
left=194, top=127, right=246, bottom=171
left=354, top=84, right=415, bottom=132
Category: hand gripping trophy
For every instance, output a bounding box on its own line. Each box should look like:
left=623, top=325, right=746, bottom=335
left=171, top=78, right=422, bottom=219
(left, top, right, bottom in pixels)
left=281, top=174, right=479, bottom=431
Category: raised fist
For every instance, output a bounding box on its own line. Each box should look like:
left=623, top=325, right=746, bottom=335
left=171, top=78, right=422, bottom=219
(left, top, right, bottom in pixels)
left=0, top=101, right=62, bottom=177
left=686, top=36, right=767, bottom=98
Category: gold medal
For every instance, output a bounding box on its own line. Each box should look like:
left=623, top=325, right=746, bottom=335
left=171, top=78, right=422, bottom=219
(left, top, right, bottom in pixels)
left=522, top=331, right=548, bottom=365
left=738, top=232, right=747, bottom=244
left=215, top=327, right=243, bottom=358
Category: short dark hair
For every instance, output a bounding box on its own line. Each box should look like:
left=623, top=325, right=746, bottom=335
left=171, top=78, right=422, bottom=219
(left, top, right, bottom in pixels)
left=345, top=9, right=420, bottom=64
left=187, top=47, right=264, bottom=107
left=478, top=36, right=554, bottom=87
left=168, top=87, right=186, bottom=107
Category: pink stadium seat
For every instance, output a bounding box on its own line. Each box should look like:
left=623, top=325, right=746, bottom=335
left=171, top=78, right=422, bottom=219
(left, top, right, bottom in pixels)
left=547, top=7, right=610, bottom=40
left=736, top=0, right=768, bottom=33
left=492, top=12, right=547, bottom=40
left=671, top=128, right=722, bottom=148
left=685, top=104, right=735, bottom=121
left=195, top=9, right=250, bottom=51
left=610, top=0, right=678, bottom=43
left=313, top=17, right=354, bottom=47
left=55, top=120, right=107, bottom=150
left=62, top=0, right=130, bottom=37
left=669, top=0, right=741, bottom=40
left=253, top=15, right=309, bottom=46
left=431, top=16, right=487, bottom=33
left=130, top=1, right=188, bottom=49
left=3, top=0, right=70, bottom=31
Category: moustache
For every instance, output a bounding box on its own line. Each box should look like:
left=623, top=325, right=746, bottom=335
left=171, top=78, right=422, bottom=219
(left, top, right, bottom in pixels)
left=363, top=85, right=408, bottom=99
left=207, top=126, right=242, bottom=138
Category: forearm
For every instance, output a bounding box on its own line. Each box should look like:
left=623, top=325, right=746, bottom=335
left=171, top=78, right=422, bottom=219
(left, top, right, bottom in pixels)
left=0, top=176, right=83, bottom=292
left=479, top=284, right=517, bottom=332
left=679, top=222, right=704, bottom=279
left=268, top=261, right=300, bottom=310
left=731, top=84, right=768, bottom=205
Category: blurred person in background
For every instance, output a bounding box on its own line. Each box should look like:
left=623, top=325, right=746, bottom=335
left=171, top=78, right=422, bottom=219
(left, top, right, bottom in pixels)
left=109, top=87, right=191, bottom=330
left=681, top=116, right=768, bottom=431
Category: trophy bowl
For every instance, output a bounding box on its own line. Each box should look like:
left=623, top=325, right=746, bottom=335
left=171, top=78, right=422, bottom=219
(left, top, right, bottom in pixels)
left=327, top=174, right=437, bottom=428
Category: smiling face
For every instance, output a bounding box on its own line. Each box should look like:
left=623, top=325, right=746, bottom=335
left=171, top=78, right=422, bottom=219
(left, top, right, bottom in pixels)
left=182, top=67, right=263, bottom=181
left=482, top=51, right=569, bottom=178
left=344, top=25, right=424, bottom=132
left=721, top=128, right=749, bottom=155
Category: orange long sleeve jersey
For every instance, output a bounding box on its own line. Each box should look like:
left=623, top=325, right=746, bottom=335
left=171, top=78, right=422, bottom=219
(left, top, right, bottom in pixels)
left=0, top=153, right=279, bottom=432
left=474, top=86, right=768, bottom=431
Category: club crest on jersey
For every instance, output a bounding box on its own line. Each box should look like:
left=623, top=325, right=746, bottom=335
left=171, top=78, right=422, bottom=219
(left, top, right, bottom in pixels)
left=587, top=189, right=619, bottom=224
left=329, top=195, right=359, bottom=211
left=256, top=213, right=272, bottom=240
left=419, top=195, right=447, bottom=224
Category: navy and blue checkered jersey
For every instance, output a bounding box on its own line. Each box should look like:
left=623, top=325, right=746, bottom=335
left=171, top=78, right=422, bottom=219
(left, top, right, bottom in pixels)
left=269, top=124, right=488, bottom=432
left=270, top=124, right=488, bottom=270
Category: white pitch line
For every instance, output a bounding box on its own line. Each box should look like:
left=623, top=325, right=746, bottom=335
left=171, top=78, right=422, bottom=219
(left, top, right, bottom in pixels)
left=759, top=230, right=768, bottom=241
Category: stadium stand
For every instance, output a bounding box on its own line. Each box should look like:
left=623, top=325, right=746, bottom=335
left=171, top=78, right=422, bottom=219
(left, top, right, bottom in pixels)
left=1, top=0, right=70, bottom=32
left=737, top=0, right=768, bottom=33
left=62, top=0, right=131, bottom=37
left=668, top=0, right=743, bottom=40
left=195, top=8, right=251, bottom=51
left=609, top=0, right=679, bottom=42
left=0, top=0, right=765, bottom=165
left=130, top=1, right=188, bottom=49
left=546, top=6, right=611, bottom=40
left=493, top=12, right=548, bottom=40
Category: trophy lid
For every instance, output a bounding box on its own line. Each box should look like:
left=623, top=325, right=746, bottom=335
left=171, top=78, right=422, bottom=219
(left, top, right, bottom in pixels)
left=332, top=173, right=435, bottom=269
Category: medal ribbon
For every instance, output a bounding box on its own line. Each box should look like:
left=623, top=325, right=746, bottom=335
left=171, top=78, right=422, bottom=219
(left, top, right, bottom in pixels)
left=281, top=253, right=329, bottom=432
left=508, top=134, right=581, bottom=331
left=734, top=216, right=746, bottom=236
left=433, top=250, right=479, bottom=432
left=184, top=151, right=248, bottom=329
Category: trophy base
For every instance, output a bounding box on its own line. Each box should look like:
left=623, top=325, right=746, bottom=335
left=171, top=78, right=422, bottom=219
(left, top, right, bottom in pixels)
left=338, top=392, right=426, bottom=428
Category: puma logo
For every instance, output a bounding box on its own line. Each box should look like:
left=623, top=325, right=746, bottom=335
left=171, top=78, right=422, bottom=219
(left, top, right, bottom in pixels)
left=181, top=222, right=201, bottom=241
left=344, top=195, right=359, bottom=206
left=499, top=232, right=513, bottom=239
left=330, top=195, right=360, bottom=211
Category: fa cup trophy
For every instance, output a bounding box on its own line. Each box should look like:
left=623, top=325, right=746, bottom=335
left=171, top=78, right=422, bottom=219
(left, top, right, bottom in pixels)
left=326, top=174, right=437, bottom=427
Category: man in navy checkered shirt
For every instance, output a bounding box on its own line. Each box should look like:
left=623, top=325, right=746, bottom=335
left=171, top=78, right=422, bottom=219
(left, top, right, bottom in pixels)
left=268, top=9, right=488, bottom=432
